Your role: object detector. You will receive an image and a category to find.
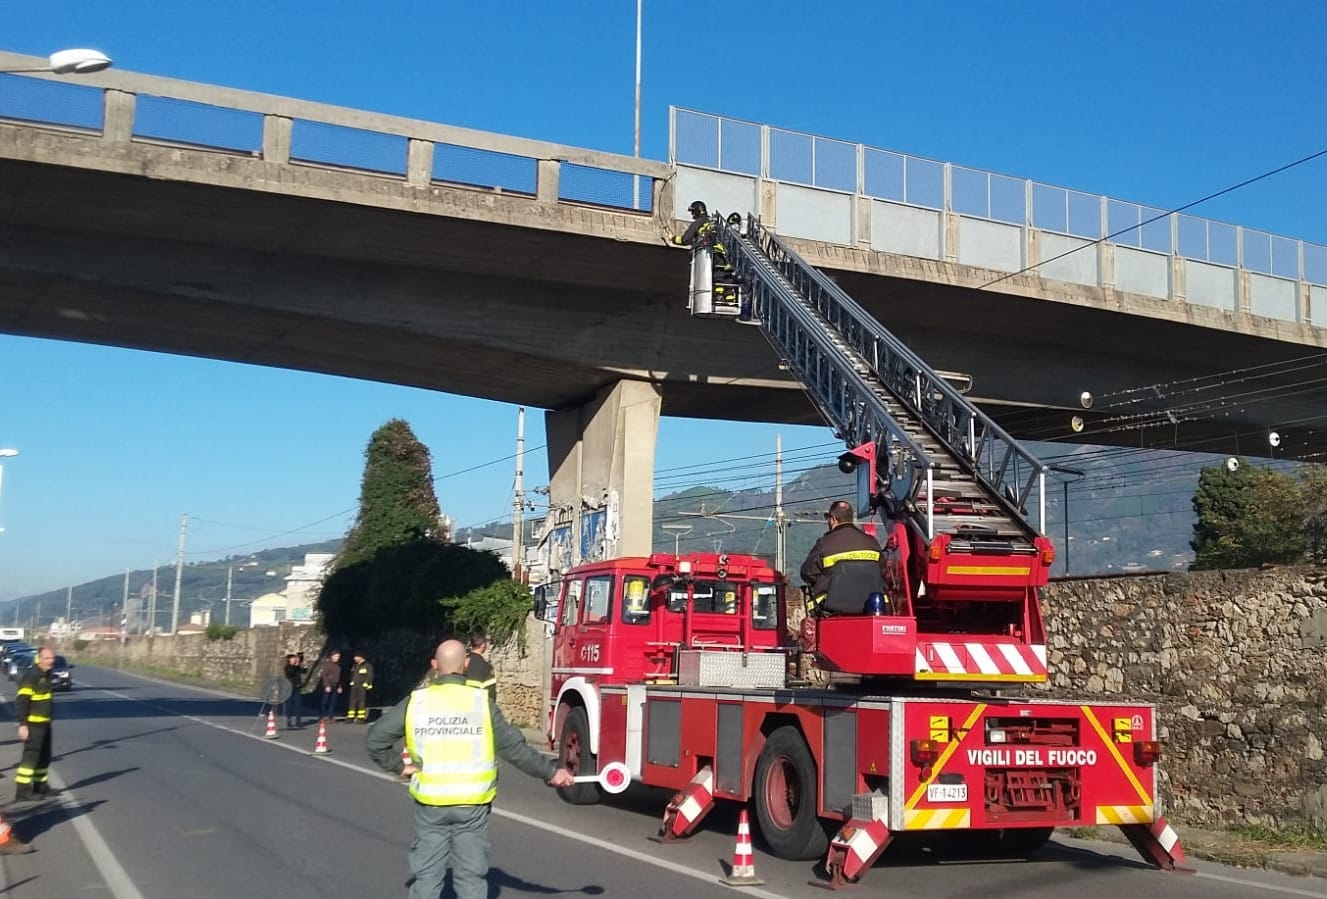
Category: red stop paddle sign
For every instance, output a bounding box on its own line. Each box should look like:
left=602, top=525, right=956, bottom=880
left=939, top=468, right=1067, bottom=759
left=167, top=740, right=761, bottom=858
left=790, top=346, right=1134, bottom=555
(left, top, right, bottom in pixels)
left=572, top=761, right=631, bottom=794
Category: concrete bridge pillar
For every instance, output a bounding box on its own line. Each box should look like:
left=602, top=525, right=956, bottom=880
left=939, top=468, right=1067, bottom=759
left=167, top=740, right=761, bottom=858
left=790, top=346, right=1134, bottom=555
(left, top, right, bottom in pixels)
left=543, top=380, right=661, bottom=572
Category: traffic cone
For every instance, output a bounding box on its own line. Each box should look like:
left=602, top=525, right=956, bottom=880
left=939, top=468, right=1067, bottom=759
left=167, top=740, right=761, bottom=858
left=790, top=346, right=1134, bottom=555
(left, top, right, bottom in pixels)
left=313, top=719, right=330, bottom=754
left=720, top=809, right=764, bottom=886
left=0, top=811, right=33, bottom=855
left=264, top=709, right=278, bottom=739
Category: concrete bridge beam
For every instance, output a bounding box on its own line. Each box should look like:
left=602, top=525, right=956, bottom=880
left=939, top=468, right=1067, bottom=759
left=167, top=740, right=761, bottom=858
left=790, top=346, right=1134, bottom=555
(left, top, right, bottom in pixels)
left=544, top=380, right=661, bottom=571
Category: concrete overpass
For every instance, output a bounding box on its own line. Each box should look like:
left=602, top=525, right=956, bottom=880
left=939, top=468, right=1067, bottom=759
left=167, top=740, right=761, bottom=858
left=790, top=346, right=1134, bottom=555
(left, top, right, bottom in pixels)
left=2, top=51, right=1325, bottom=566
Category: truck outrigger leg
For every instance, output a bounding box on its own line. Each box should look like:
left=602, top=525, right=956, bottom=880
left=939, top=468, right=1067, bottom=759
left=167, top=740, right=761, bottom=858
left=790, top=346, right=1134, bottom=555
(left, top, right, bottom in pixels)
left=1120, top=817, right=1191, bottom=872
left=819, top=818, right=893, bottom=890
left=655, top=766, right=717, bottom=842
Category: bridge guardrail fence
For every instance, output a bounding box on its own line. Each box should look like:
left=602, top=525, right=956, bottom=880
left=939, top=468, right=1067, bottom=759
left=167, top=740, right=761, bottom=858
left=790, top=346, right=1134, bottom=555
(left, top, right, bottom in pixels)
left=671, top=107, right=1326, bottom=324
left=0, top=53, right=666, bottom=216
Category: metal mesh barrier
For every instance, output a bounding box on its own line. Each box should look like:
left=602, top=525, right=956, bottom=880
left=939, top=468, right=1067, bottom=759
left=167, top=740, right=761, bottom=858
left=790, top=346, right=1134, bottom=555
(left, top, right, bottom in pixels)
left=432, top=143, right=536, bottom=194
left=0, top=74, right=101, bottom=130
left=559, top=163, right=652, bottom=211
left=134, top=95, right=262, bottom=152
left=290, top=120, right=409, bottom=176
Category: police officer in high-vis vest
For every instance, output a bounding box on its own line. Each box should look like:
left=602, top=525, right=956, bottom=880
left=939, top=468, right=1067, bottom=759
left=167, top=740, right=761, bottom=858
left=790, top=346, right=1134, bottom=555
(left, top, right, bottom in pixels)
left=14, top=646, right=56, bottom=802
left=367, top=639, right=573, bottom=899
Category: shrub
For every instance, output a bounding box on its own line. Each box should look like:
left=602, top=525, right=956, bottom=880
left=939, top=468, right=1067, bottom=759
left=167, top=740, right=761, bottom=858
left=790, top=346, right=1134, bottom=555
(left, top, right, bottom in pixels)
left=205, top=622, right=238, bottom=641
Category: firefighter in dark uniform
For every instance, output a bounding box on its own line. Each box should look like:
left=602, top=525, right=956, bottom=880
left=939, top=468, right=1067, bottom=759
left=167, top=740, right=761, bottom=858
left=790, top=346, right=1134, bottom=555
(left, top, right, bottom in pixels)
left=800, top=500, right=887, bottom=615
left=346, top=651, right=374, bottom=723
left=464, top=632, right=497, bottom=701
left=672, top=200, right=737, bottom=303
left=14, top=646, right=56, bottom=802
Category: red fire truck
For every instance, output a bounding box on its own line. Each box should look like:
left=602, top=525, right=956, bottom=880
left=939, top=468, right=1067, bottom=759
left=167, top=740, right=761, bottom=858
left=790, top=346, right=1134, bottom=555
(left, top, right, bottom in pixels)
left=544, top=215, right=1187, bottom=887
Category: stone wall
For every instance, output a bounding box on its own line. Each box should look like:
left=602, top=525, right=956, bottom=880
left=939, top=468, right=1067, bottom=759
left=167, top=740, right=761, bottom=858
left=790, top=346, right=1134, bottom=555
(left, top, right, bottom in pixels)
left=1040, top=565, right=1327, bottom=830
left=73, top=566, right=1327, bottom=829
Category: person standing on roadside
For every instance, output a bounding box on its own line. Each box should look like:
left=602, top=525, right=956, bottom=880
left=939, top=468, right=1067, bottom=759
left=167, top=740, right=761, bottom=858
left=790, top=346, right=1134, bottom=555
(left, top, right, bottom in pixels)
left=464, top=632, right=496, bottom=701
left=14, top=647, right=56, bottom=802
left=367, top=639, right=574, bottom=899
left=346, top=651, right=374, bottom=723
left=317, top=650, right=343, bottom=721
left=283, top=652, right=307, bottom=729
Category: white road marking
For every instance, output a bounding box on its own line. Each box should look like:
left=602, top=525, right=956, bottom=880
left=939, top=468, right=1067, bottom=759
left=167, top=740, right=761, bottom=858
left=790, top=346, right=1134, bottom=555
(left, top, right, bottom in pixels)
left=1193, top=871, right=1327, bottom=898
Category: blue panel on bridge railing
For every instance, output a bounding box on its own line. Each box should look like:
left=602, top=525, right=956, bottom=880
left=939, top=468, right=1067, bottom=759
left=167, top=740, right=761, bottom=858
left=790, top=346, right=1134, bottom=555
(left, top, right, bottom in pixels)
left=559, top=164, right=652, bottom=212
left=769, top=129, right=812, bottom=185
left=134, top=95, right=262, bottom=153
left=0, top=74, right=102, bottom=130
left=1306, top=244, right=1327, bottom=286
left=813, top=136, right=857, bottom=193
left=1032, top=184, right=1101, bottom=239
left=953, top=167, right=1025, bottom=225
left=432, top=143, right=536, bottom=194
left=290, top=120, right=407, bottom=176
left=674, top=109, right=719, bottom=168
left=863, top=148, right=904, bottom=203
left=1108, top=199, right=1171, bottom=253
left=719, top=118, right=760, bottom=175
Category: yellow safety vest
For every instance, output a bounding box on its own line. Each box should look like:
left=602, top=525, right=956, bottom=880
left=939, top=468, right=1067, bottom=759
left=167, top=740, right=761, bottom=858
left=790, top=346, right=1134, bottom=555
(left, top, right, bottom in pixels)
left=404, top=683, right=497, bottom=806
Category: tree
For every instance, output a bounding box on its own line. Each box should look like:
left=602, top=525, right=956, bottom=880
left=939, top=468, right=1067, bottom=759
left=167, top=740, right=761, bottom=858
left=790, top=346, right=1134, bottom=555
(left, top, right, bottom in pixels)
left=1191, top=461, right=1305, bottom=569
left=335, top=419, right=443, bottom=570
left=1301, top=463, right=1327, bottom=563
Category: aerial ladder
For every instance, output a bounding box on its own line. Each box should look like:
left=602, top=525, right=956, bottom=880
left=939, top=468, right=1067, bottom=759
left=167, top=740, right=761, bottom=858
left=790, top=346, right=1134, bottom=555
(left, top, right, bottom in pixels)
left=687, top=214, right=1057, bottom=683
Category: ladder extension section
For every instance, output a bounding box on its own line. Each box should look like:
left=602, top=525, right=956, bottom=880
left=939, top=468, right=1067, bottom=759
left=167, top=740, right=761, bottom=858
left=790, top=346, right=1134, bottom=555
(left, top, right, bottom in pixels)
left=717, top=215, right=1048, bottom=550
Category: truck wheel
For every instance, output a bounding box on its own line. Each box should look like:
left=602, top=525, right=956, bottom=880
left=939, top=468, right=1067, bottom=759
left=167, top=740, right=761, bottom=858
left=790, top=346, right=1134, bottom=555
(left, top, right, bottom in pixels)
left=557, top=706, right=600, bottom=805
left=753, top=726, right=828, bottom=860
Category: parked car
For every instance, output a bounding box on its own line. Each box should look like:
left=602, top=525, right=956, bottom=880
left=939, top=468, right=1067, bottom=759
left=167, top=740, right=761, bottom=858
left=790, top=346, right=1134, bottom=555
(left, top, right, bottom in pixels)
left=6, top=650, right=33, bottom=681
left=0, top=642, right=32, bottom=667
left=49, top=655, right=72, bottom=691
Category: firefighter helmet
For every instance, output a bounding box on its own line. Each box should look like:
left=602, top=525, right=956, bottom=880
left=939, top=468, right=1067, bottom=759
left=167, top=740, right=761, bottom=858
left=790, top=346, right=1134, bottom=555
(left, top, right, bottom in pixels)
left=688, top=200, right=708, bottom=218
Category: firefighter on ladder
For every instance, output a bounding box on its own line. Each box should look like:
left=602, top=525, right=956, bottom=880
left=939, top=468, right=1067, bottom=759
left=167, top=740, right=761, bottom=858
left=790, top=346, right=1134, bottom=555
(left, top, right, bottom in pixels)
left=801, top=500, right=887, bottom=617
left=671, top=200, right=739, bottom=306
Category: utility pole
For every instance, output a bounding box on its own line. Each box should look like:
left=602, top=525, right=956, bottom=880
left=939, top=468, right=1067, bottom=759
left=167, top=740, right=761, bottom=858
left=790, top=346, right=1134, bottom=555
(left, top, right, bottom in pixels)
left=122, top=567, right=130, bottom=631
left=33, top=599, right=40, bottom=633
left=512, top=407, right=526, bottom=581
left=171, top=513, right=187, bottom=634
left=63, top=585, right=71, bottom=646
left=775, top=434, right=787, bottom=575
left=632, top=0, right=643, bottom=209
left=148, top=562, right=158, bottom=637
left=224, top=564, right=234, bottom=626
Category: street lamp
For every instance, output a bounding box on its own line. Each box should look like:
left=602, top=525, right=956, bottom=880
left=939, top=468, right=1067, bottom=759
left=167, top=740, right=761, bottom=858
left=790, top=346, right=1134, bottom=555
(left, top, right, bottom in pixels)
left=1050, top=464, right=1086, bottom=576
left=0, top=449, right=17, bottom=535
left=1, top=49, right=113, bottom=75
left=660, top=522, right=692, bottom=556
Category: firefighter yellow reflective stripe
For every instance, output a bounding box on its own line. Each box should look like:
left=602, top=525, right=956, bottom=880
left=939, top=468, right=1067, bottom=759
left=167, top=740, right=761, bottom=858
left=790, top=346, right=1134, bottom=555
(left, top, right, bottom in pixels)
left=1081, top=706, right=1152, bottom=805
left=1095, top=804, right=1154, bottom=825
left=26, top=715, right=50, bottom=724
left=904, top=808, right=970, bottom=829
left=905, top=703, right=987, bottom=810
left=946, top=566, right=1031, bottom=576
left=823, top=550, right=881, bottom=567
left=17, top=687, right=52, bottom=701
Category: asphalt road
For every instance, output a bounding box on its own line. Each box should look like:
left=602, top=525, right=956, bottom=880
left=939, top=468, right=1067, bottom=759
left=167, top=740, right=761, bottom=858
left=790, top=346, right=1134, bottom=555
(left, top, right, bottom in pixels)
left=0, top=665, right=1319, bottom=898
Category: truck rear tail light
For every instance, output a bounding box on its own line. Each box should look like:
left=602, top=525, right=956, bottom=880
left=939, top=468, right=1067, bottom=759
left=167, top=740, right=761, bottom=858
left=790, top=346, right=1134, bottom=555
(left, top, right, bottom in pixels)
left=928, top=544, right=943, bottom=562
left=1133, top=740, right=1162, bottom=766
left=1041, top=546, right=1056, bottom=566
left=910, top=738, right=941, bottom=767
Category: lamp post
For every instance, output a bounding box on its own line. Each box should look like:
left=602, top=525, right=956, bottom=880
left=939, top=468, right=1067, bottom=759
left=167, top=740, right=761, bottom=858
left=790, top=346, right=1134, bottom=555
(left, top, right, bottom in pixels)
left=0, top=448, right=17, bottom=534
left=0, top=49, right=113, bottom=75
left=661, top=522, right=691, bottom=556
left=1050, top=465, right=1086, bottom=576
left=631, top=0, right=643, bottom=210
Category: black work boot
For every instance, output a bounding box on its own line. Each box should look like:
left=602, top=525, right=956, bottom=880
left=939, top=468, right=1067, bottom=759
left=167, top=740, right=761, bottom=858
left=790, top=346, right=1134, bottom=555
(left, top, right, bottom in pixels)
left=12, top=787, right=33, bottom=803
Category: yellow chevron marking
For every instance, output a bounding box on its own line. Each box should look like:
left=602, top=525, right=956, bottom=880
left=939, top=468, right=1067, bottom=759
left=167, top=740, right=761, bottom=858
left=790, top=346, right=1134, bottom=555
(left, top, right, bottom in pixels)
left=905, top=703, right=986, bottom=810
left=904, top=808, right=972, bottom=830
left=1081, top=706, right=1152, bottom=805
left=946, top=566, right=1032, bottom=576
left=1095, top=804, right=1155, bottom=825
left=915, top=671, right=1046, bottom=682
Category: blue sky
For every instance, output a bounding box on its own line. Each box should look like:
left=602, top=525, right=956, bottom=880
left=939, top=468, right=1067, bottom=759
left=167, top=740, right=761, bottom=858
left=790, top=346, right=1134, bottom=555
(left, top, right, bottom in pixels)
left=2, top=1, right=1326, bottom=598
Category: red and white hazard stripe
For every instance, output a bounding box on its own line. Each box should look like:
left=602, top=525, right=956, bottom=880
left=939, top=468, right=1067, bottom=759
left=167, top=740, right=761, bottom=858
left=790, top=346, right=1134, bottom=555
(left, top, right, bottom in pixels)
left=829, top=818, right=892, bottom=882
left=661, top=766, right=715, bottom=840
left=915, top=641, right=1047, bottom=678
